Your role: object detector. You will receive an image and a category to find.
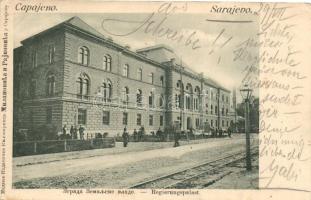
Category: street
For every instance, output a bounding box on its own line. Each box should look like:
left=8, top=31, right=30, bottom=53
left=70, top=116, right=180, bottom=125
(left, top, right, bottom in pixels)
left=13, top=134, right=258, bottom=188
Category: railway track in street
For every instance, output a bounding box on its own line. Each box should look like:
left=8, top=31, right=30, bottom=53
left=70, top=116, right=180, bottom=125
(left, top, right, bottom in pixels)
left=129, top=147, right=259, bottom=189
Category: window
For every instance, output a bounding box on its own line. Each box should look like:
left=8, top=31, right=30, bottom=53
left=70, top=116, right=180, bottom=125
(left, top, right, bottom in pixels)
left=78, top=46, right=89, bottom=66
left=136, top=89, right=142, bottom=107
left=160, top=76, right=164, bottom=86
left=193, top=98, right=198, bottom=110
left=222, top=94, right=224, bottom=102
left=211, top=105, right=213, bottom=114
left=31, top=51, right=37, bottom=68
left=149, top=73, right=154, bottom=84
left=205, top=104, right=208, bottom=114
left=46, top=75, right=55, bottom=96
left=46, top=107, right=52, bottom=123
left=160, top=115, right=163, bottom=126
left=48, top=45, right=55, bottom=64
left=149, top=91, right=154, bottom=107
left=186, top=95, right=191, bottom=110
left=103, top=54, right=111, bottom=71
left=137, top=114, right=142, bottom=125
left=137, top=68, right=142, bottom=80
left=175, top=94, right=180, bottom=108
left=107, top=80, right=112, bottom=101
left=123, top=64, right=129, bottom=77
left=102, top=111, right=110, bottom=125
left=215, top=106, right=218, bottom=115
left=123, top=112, right=128, bottom=125
left=222, top=120, right=224, bottom=127
left=29, top=79, right=36, bottom=97
left=226, top=108, right=228, bottom=116
left=195, top=118, right=200, bottom=128
left=222, top=107, right=224, bottom=116
left=78, top=109, right=87, bottom=125
left=122, top=87, right=129, bottom=103
left=149, top=115, right=153, bottom=126
left=226, top=96, right=229, bottom=103
left=76, top=74, right=90, bottom=98
left=211, top=120, right=214, bottom=127
left=227, top=121, right=229, bottom=127
left=159, top=94, right=164, bottom=107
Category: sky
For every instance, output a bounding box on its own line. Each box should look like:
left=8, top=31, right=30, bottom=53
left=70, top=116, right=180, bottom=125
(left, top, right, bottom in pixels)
left=14, top=12, right=259, bottom=103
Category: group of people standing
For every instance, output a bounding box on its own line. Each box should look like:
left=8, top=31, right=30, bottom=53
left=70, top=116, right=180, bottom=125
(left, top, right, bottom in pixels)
left=210, top=126, right=232, bottom=138
left=60, top=125, right=85, bottom=140
left=122, top=126, right=146, bottom=147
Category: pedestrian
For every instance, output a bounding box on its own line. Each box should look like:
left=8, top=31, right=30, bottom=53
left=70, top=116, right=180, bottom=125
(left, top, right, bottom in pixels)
left=62, top=125, right=67, bottom=136
left=73, top=126, right=78, bottom=139
left=70, top=125, right=74, bottom=139
left=133, top=129, right=138, bottom=142
left=227, top=127, right=232, bottom=138
left=141, top=126, right=145, bottom=141
left=122, top=127, right=129, bottom=147
left=156, top=127, right=162, bottom=142
left=173, top=128, right=180, bottom=147
left=79, top=125, right=85, bottom=140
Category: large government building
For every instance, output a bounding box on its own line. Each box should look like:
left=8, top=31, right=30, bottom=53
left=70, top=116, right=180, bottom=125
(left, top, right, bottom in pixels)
left=14, top=16, right=235, bottom=139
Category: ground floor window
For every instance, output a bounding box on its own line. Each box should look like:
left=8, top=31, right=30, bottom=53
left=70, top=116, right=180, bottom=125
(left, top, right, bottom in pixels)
left=227, top=121, right=229, bottom=127
left=211, top=120, right=214, bottom=127
left=123, top=112, right=128, bottom=125
left=102, top=111, right=110, bottom=125
left=46, top=107, right=52, bottom=123
left=222, top=120, right=224, bottom=127
left=78, top=109, right=87, bottom=125
left=137, top=114, right=142, bottom=126
left=149, top=115, right=153, bottom=126
left=160, top=115, right=163, bottom=126
left=195, top=118, right=200, bottom=129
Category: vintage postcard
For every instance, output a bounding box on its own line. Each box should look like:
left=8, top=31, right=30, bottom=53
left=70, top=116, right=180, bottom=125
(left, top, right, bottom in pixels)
left=0, top=0, right=310, bottom=200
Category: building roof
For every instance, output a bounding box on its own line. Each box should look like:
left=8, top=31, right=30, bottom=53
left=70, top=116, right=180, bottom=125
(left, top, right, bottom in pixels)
left=19, top=16, right=230, bottom=92
left=64, top=16, right=106, bottom=39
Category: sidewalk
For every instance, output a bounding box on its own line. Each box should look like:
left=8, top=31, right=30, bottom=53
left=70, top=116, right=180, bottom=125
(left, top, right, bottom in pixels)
left=14, top=134, right=250, bottom=167
left=13, top=135, right=256, bottom=182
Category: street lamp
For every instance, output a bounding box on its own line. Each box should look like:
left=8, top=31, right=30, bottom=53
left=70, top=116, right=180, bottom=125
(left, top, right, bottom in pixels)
left=240, top=84, right=253, bottom=171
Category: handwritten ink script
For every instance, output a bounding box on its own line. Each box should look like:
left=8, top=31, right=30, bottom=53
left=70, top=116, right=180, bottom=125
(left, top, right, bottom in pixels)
left=100, top=2, right=203, bottom=50
left=234, top=3, right=310, bottom=190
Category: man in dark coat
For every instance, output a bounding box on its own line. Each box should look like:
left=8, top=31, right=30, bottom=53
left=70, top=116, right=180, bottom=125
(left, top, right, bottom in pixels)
left=133, top=129, right=138, bottom=142
left=122, top=127, right=129, bottom=147
left=70, top=125, right=74, bottom=139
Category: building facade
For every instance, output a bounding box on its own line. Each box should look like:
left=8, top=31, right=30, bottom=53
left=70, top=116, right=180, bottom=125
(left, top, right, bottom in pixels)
left=14, top=17, right=233, bottom=138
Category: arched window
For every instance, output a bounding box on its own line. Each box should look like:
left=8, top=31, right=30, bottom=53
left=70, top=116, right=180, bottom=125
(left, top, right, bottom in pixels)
left=103, top=54, right=112, bottom=71
left=46, top=75, right=55, bottom=96
left=78, top=46, right=89, bottom=66
left=123, top=64, right=129, bottom=77
left=122, top=87, right=129, bottom=104
left=76, top=73, right=90, bottom=99
left=136, top=89, right=142, bottom=106
left=107, top=80, right=112, bottom=101
left=77, top=77, right=83, bottom=96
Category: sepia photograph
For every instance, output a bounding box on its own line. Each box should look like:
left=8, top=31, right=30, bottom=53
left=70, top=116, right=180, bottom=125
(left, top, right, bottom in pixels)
left=0, top=1, right=309, bottom=200
left=12, top=10, right=260, bottom=189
